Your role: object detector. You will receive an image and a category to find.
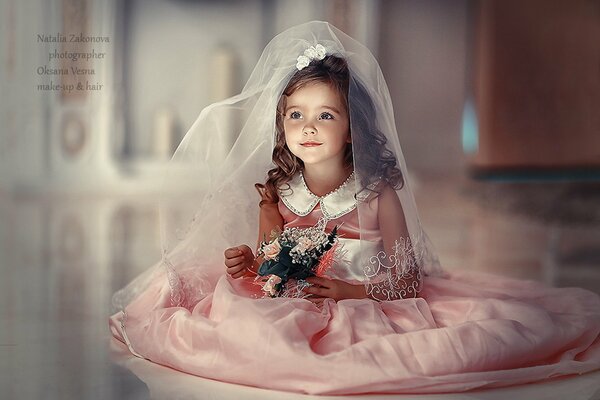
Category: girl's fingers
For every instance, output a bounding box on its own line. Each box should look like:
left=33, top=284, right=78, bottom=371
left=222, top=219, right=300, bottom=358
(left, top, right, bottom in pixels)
left=306, top=276, right=331, bottom=289
left=226, top=263, right=245, bottom=274
left=224, top=255, right=246, bottom=267
left=239, top=245, right=252, bottom=256
left=304, top=285, right=327, bottom=297
left=224, top=248, right=239, bottom=257
left=231, top=269, right=247, bottom=279
left=224, top=247, right=244, bottom=258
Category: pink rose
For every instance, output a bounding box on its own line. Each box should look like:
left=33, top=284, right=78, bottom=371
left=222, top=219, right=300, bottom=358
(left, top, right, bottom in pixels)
left=262, top=239, right=281, bottom=260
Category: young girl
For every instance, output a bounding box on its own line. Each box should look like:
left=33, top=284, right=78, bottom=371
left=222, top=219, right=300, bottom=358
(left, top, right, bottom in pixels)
left=224, top=54, right=421, bottom=304
left=110, top=21, right=600, bottom=395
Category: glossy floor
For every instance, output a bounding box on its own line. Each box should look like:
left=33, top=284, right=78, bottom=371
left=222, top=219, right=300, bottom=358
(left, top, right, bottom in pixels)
left=1, top=174, right=599, bottom=400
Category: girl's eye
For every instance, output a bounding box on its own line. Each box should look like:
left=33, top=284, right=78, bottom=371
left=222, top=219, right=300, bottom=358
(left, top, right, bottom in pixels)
left=290, top=111, right=302, bottom=119
left=319, top=112, right=334, bottom=120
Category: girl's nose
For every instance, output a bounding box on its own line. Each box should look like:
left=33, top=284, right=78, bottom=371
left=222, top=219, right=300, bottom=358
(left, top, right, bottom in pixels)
left=303, top=125, right=316, bottom=135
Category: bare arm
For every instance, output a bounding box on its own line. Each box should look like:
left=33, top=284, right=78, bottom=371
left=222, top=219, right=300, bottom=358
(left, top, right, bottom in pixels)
left=378, top=183, right=410, bottom=257
left=224, top=189, right=284, bottom=279
left=366, top=183, right=421, bottom=300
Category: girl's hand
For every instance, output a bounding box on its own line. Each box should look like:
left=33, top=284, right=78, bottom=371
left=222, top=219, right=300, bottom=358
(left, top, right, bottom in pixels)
left=224, top=245, right=254, bottom=279
left=302, top=276, right=368, bottom=302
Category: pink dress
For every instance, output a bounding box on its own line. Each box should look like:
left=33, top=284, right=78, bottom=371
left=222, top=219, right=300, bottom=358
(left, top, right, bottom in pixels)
left=109, top=176, right=600, bottom=395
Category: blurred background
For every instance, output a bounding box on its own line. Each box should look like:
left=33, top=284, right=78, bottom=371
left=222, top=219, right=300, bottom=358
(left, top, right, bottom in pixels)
left=1, top=0, right=600, bottom=399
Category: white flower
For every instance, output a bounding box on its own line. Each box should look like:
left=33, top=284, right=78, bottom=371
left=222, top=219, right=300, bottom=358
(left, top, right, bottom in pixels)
left=313, top=44, right=327, bottom=59
left=292, top=237, right=314, bottom=254
left=296, top=44, right=328, bottom=70
left=262, top=275, right=282, bottom=296
left=304, top=47, right=318, bottom=59
left=296, top=55, right=310, bottom=70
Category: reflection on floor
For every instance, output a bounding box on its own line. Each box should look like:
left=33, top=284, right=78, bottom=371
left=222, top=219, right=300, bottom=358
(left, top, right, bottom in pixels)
left=1, top=173, right=599, bottom=400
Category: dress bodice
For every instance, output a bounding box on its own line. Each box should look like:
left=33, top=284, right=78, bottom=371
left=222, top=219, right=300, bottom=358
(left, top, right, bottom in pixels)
left=277, top=171, right=383, bottom=283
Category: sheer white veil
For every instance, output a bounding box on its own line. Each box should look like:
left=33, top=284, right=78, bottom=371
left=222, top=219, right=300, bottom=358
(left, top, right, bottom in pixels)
left=112, top=20, right=444, bottom=311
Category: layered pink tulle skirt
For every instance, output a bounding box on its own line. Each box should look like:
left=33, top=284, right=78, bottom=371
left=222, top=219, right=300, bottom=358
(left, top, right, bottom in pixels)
left=109, top=269, right=600, bottom=395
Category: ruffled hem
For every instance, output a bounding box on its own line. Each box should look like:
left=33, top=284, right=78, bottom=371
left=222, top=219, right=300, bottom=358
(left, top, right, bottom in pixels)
left=109, top=269, right=600, bottom=395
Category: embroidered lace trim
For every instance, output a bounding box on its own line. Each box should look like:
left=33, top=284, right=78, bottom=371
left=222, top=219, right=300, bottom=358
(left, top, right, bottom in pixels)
left=363, top=234, right=425, bottom=301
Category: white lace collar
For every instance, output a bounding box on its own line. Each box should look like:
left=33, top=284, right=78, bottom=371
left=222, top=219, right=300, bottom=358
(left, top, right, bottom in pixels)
left=278, top=171, right=357, bottom=219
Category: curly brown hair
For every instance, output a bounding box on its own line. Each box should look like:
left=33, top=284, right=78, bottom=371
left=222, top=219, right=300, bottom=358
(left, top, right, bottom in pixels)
left=255, top=54, right=403, bottom=206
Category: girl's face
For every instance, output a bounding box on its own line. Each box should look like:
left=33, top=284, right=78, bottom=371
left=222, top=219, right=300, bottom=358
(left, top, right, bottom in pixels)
left=283, top=82, right=351, bottom=170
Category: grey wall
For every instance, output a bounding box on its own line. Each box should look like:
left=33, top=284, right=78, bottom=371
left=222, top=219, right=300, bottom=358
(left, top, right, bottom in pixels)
left=126, top=0, right=266, bottom=157
left=379, top=0, right=468, bottom=176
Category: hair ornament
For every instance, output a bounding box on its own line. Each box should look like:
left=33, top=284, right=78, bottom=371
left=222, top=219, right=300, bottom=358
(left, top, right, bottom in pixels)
left=296, top=44, right=328, bottom=70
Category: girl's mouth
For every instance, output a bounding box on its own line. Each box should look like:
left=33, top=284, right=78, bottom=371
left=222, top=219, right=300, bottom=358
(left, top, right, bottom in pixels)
left=301, top=142, right=323, bottom=147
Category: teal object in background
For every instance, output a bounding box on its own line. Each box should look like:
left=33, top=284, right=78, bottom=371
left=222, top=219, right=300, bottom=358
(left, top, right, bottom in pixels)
left=462, top=97, right=479, bottom=155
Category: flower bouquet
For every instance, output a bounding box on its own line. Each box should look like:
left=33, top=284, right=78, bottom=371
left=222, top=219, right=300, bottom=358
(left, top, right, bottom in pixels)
left=256, top=223, right=339, bottom=297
